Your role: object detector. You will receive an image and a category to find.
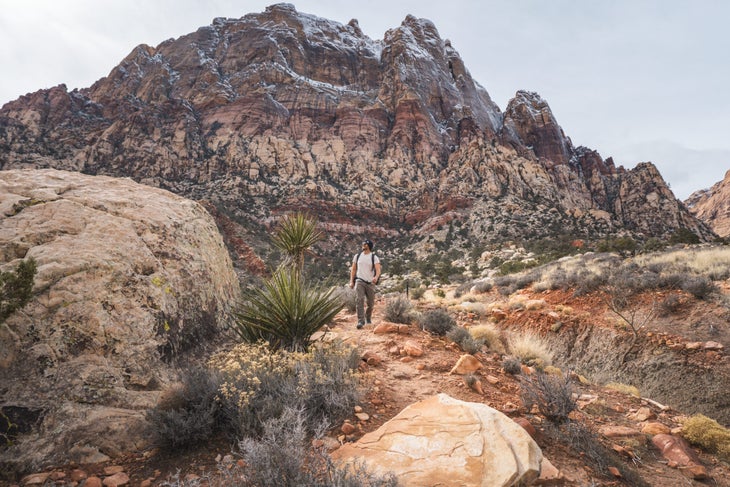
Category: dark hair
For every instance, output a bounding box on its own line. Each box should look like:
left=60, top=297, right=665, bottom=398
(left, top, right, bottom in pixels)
left=363, top=239, right=373, bottom=250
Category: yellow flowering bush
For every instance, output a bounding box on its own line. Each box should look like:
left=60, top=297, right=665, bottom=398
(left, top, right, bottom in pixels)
left=209, top=340, right=361, bottom=438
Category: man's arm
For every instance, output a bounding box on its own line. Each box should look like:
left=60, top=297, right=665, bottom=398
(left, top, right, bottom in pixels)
left=349, top=261, right=357, bottom=288
left=373, top=262, right=382, bottom=284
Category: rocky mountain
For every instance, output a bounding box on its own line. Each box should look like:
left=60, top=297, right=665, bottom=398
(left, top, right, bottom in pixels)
left=685, top=170, right=730, bottom=238
left=0, top=3, right=715, bottom=267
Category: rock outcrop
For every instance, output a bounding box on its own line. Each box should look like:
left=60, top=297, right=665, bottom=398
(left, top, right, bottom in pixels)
left=0, top=3, right=715, bottom=259
left=0, top=169, right=240, bottom=474
left=685, top=170, right=730, bottom=238
left=330, top=393, right=542, bottom=486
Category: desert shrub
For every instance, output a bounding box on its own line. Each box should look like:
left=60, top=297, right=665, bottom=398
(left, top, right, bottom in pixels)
left=232, top=267, right=344, bottom=352
left=453, top=281, right=473, bottom=298
left=520, top=372, right=576, bottom=423
left=668, top=227, right=700, bottom=245
left=146, top=367, right=222, bottom=450
left=604, top=382, right=640, bottom=397
left=472, top=279, right=493, bottom=293
left=238, top=407, right=398, bottom=487
left=495, top=272, right=537, bottom=294
left=209, top=340, right=360, bottom=439
left=502, top=356, right=522, bottom=375
left=468, top=323, right=502, bottom=352
left=384, top=295, right=413, bottom=324
left=508, top=333, right=553, bottom=367
left=682, top=414, right=730, bottom=461
left=434, top=288, right=446, bottom=298
left=335, top=286, right=357, bottom=313
left=0, top=257, right=37, bottom=325
left=447, top=326, right=483, bottom=354
left=409, top=285, right=426, bottom=300
left=418, top=308, right=455, bottom=335
left=680, top=275, right=718, bottom=299
left=546, top=421, right=649, bottom=486
left=658, top=294, right=682, bottom=316
left=596, top=236, right=637, bottom=255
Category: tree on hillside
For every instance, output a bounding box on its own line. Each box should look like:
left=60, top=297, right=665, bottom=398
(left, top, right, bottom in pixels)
left=1, top=258, right=37, bottom=324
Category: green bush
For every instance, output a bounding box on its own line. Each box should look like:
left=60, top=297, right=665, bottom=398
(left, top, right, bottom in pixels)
left=384, top=295, right=413, bottom=324
left=447, top=326, right=483, bottom=354
left=418, top=308, right=455, bottom=336
left=232, top=267, right=344, bottom=352
left=0, top=257, right=37, bottom=324
left=682, top=414, right=730, bottom=461
left=409, top=286, right=426, bottom=300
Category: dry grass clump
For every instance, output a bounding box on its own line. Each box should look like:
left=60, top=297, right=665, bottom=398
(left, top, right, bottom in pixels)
left=455, top=300, right=488, bottom=317
left=681, top=414, right=730, bottom=461
left=468, top=323, right=503, bottom=352
left=604, top=382, right=640, bottom=397
left=634, top=246, right=730, bottom=280
left=508, top=332, right=553, bottom=367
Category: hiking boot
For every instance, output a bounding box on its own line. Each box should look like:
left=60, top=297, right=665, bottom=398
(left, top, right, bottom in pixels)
left=356, top=322, right=365, bottom=329
left=365, top=319, right=372, bottom=325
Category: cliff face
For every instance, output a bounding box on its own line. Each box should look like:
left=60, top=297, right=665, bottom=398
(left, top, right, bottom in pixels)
left=0, top=3, right=715, bottom=251
left=686, top=170, right=730, bottom=238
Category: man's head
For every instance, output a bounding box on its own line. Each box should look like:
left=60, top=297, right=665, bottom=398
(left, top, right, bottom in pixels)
left=362, top=239, right=373, bottom=251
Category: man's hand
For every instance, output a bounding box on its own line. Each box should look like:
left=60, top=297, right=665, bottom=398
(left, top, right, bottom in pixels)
left=349, top=281, right=355, bottom=289
left=373, top=276, right=379, bottom=284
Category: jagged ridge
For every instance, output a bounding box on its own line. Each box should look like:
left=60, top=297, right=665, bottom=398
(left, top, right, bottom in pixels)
left=0, top=3, right=715, bottom=258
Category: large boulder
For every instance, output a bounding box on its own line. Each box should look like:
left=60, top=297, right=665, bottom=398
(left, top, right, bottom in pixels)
left=331, top=393, right=542, bottom=486
left=0, top=169, right=240, bottom=475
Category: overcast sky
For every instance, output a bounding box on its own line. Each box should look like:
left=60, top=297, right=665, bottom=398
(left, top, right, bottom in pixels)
left=1, top=0, right=728, bottom=199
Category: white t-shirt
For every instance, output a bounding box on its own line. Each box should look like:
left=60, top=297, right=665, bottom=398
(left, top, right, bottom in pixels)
left=353, top=252, right=380, bottom=282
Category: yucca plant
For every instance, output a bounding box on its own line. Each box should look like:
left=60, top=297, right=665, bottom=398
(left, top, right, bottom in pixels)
left=233, top=267, right=344, bottom=352
left=271, top=212, right=323, bottom=275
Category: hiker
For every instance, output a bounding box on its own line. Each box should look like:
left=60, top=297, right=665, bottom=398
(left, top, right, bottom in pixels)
left=349, top=239, right=381, bottom=329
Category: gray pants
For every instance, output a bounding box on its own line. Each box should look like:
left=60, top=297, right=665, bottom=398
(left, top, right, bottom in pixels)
left=355, top=280, right=375, bottom=324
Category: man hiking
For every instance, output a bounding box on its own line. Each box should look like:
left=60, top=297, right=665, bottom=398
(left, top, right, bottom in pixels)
left=349, top=239, right=381, bottom=329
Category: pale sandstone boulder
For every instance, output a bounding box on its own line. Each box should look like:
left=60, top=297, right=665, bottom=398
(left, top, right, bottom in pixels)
left=331, top=393, right=542, bottom=486
left=0, top=169, right=239, bottom=472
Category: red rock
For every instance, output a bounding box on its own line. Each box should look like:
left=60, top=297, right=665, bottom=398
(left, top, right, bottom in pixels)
left=102, top=472, right=130, bottom=486
left=84, top=477, right=103, bottom=487
left=652, top=434, right=706, bottom=479
left=513, top=417, right=538, bottom=440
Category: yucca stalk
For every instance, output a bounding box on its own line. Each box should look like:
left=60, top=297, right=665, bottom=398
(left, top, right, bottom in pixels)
left=233, top=267, right=344, bottom=352
left=271, top=213, right=322, bottom=275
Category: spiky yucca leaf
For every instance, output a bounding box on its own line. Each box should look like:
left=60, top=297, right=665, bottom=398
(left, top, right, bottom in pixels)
left=233, top=267, right=344, bottom=352
left=271, top=213, right=322, bottom=273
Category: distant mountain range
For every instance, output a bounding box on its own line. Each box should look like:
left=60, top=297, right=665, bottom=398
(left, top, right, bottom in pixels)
left=686, top=170, right=730, bottom=238
left=0, top=3, right=718, bottom=270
